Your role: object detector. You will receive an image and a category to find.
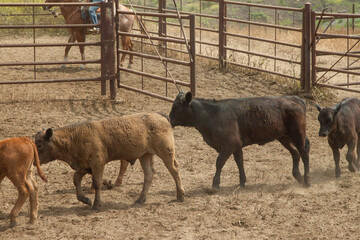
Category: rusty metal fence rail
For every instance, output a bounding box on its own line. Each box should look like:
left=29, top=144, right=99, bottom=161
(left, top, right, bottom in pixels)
left=0, top=1, right=116, bottom=98
left=126, top=0, right=310, bottom=92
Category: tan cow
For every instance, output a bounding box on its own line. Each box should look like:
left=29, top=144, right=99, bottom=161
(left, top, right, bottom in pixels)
left=0, top=137, right=47, bottom=228
left=35, top=113, right=185, bottom=210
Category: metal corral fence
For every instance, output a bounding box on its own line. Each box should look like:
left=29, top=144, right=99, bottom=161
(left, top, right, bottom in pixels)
left=126, top=0, right=360, bottom=94
left=1, top=0, right=359, bottom=100
left=125, top=0, right=311, bottom=92
left=0, top=1, right=118, bottom=98
left=311, top=11, right=360, bottom=93
left=0, top=0, right=196, bottom=101
left=115, top=0, right=196, bottom=102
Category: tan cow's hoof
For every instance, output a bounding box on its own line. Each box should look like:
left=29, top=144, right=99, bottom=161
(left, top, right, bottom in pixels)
left=177, top=194, right=184, bottom=202
left=29, top=218, right=36, bottom=224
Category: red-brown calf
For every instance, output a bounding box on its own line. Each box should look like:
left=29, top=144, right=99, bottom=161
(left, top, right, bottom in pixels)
left=0, top=137, right=47, bottom=228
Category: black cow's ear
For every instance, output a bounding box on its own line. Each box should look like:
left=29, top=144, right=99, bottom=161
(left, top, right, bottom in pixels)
left=45, top=128, right=53, bottom=141
left=334, top=103, right=341, bottom=115
left=185, top=92, right=192, bottom=104
left=315, top=103, right=322, bottom=112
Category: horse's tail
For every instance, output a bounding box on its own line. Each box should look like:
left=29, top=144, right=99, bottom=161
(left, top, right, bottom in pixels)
left=136, top=15, right=147, bottom=35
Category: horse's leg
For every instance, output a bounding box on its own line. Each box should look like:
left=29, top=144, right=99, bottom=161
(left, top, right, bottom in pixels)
left=62, top=32, right=76, bottom=69
left=128, top=39, right=134, bottom=69
left=120, top=36, right=128, bottom=67
left=74, top=30, right=86, bottom=70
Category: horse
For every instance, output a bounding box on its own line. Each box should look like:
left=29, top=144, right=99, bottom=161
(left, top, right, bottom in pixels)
left=43, top=0, right=145, bottom=69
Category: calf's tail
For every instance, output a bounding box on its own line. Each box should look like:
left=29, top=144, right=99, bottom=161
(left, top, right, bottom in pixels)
left=30, top=140, right=48, bottom=183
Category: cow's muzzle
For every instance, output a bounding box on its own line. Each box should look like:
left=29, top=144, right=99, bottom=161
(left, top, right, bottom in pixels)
left=319, top=131, right=328, bottom=137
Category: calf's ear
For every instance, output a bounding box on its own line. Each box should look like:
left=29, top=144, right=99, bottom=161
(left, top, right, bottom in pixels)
left=315, top=103, right=322, bottom=112
left=45, top=128, right=53, bottom=141
left=185, top=92, right=192, bottom=104
left=334, top=103, right=341, bottom=115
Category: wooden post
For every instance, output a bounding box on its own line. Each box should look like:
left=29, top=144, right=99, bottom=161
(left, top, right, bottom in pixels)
left=311, top=10, right=316, bottom=86
left=301, top=2, right=311, bottom=92
left=189, top=14, right=196, bottom=97
left=101, top=0, right=116, bottom=99
left=219, top=0, right=226, bottom=68
left=158, top=0, right=167, bottom=53
left=353, top=3, right=355, bottom=32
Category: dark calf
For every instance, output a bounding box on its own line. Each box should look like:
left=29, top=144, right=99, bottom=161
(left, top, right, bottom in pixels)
left=170, top=92, right=310, bottom=188
left=316, top=98, right=360, bottom=177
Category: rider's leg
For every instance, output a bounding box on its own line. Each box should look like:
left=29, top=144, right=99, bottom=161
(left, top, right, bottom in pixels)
left=89, top=1, right=102, bottom=32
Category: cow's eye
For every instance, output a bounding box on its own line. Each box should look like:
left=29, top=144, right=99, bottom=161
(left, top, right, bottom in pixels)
left=36, top=144, right=42, bottom=149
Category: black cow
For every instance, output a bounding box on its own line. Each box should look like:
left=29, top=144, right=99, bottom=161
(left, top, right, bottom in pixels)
left=170, top=92, right=310, bottom=188
left=316, top=98, right=360, bottom=178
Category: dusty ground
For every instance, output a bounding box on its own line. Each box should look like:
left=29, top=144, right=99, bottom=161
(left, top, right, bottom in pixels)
left=1, top=36, right=360, bottom=240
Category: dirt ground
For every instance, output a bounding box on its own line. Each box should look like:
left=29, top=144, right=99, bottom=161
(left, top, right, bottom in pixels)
left=1, top=35, right=360, bottom=240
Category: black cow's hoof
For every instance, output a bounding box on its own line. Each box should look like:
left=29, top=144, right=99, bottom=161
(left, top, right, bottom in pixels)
left=92, top=205, right=100, bottom=211
left=135, top=198, right=146, bottom=204
left=78, top=196, right=92, bottom=206
left=348, top=163, right=356, bottom=172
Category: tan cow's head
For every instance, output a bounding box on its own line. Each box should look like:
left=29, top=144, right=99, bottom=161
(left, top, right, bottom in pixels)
left=35, top=128, right=57, bottom=164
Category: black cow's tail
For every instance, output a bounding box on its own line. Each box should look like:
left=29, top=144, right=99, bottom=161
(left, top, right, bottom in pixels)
left=157, top=112, right=170, bottom=122
left=305, top=137, right=310, bottom=153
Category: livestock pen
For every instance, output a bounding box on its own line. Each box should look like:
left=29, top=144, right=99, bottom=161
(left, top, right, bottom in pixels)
left=1, top=1, right=360, bottom=239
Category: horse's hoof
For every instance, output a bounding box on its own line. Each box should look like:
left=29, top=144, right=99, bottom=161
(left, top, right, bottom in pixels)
left=60, top=65, right=66, bottom=69
left=79, top=65, right=85, bottom=70
left=127, top=64, right=132, bottom=69
left=9, top=220, right=17, bottom=228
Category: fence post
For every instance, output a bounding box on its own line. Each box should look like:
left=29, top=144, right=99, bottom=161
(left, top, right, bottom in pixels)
left=301, top=2, right=311, bottom=93
left=311, top=10, right=316, bottom=86
left=189, top=14, right=196, bottom=96
left=101, top=0, right=116, bottom=99
left=158, top=0, right=167, bottom=53
left=219, top=0, right=226, bottom=68
left=353, top=3, right=355, bottom=32
left=115, top=0, right=121, bottom=89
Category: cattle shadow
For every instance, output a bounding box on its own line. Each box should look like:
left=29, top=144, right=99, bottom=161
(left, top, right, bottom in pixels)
left=38, top=200, right=132, bottom=218
left=67, top=99, right=125, bottom=119
left=180, top=180, right=310, bottom=198
left=0, top=224, right=8, bottom=232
